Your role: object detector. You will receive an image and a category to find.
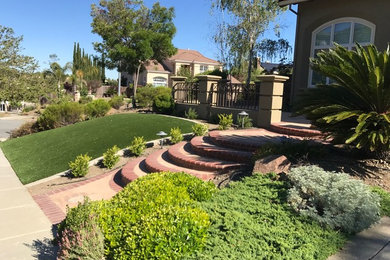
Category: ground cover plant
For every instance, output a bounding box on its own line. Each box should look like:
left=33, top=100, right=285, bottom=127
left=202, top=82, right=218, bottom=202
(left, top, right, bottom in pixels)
left=188, top=173, right=348, bottom=260
left=218, top=113, right=233, bottom=130
left=58, top=172, right=216, bottom=259
left=1, top=114, right=194, bottom=184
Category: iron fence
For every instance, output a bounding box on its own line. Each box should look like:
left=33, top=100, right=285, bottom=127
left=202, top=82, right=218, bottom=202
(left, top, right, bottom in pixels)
left=172, top=82, right=200, bottom=104
left=209, top=82, right=259, bottom=110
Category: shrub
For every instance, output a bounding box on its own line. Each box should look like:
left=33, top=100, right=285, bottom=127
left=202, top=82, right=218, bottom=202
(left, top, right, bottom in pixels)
left=79, top=96, right=93, bottom=104
left=153, top=91, right=174, bottom=114
left=192, top=123, right=208, bottom=136
left=85, top=99, right=110, bottom=119
left=22, top=105, right=35, bottom=113
left=58, top=172, right=216, bottom=259
left=371, top=186, right=390, bottom=217
left=108, top=95, right=124, bottom=109
left=128, top=136, right=146, bottom=156
left=68, top=154, right=91, bottom=178
left=37, top=102, right=84, bottom=130
left=102, top=145, right=120, bottom=169
left=294, top=44, right=390, bottom=157
left=170, top=127, right=183, bottom=144
left=10, top=121, right=38, bottom=138
left=288, top=166, right=380, bottom=234
left=189, top=173, right=347, bottom=259
left=253, top=140, right=329, bottom=163
left=218, top=113, right=233, bottom=130
left=236, top=114, right=253, bottom=128
left=185, top=108, right=198, bottom=119
left=136, top=85, right=155, bottom=108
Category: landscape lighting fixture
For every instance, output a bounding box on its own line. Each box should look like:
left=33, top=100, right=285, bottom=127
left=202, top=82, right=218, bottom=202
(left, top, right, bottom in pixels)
left=156, top=131, right=168, bottom=148
left=238, top=111, right=249, bottom=129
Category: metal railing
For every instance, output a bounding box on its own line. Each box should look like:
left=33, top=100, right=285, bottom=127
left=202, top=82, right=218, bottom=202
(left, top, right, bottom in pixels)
left=172, top=82, right=200, bottom=104
left=209, top=82, right=259, bottom=110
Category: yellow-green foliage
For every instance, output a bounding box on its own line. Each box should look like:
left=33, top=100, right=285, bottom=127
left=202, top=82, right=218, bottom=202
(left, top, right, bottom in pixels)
left=102, top=145, right=120, bottom=169
left=192, top=123, right=208, bottom=136
left=68, top=154, right=91, bottom=178
left=128, top=136, right=146, bottom=156
left=59, top=172, right=216, bottom=259
left=170, top=127, right=183, bottom=144
left=85, top=99, right=110, bottom=119
left=218, top=113, right=233, bottom=130
left=108, top=95, right=124, bottom=109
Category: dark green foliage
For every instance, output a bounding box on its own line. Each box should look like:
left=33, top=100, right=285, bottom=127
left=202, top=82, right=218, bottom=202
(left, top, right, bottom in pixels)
left=294, top=44, right=390, bottom=156
left=199, top=68, right=228, bottom=79
left=72, top=42, right=102, bottom=81
left=371, top=186, right=390, bottom=217
left=85, top=99, right=110, bottom=118
left=188, top=174, right=346, bottom=259
left=58, top=172, right=216, bottom=259
left=136, top=85, right=156, bottom=108
left=37, top=102, right=84, bottom=130
left=153, top=87, right=174, bottom=114
left=108, top=95, right=124, bottom=109
left=253, top=140, right=329, bottom=163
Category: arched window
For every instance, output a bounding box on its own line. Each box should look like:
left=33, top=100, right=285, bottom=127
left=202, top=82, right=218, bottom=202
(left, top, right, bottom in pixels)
left=153, top=77, right=167, bottom=87
left=309, top=18, right=375, bottom=87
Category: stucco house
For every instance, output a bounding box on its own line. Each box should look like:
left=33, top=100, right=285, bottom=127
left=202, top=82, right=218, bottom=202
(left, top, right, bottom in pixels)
left=280, top=0, right=390, bottom=102
left=124, top=49, right=222, bottom=87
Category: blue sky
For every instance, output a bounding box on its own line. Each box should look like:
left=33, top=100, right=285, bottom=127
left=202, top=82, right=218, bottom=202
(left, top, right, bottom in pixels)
left=0, top=0, right=297, bottom=79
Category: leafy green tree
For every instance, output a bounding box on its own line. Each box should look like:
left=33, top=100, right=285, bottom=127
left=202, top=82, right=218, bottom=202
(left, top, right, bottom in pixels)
left=212, top=0, right=285, bottom=84
left=294, top=44, right=390, bottom=157
left=91, top=0, right=177, bottom=106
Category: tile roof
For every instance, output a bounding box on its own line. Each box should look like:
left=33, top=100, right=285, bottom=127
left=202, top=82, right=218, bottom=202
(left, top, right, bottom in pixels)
left=144, top=60, right=170, bottom=73
left=169, top=49, right=221, bottom=65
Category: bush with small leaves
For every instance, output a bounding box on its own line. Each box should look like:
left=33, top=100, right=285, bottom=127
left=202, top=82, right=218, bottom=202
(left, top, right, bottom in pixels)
left=85, top=99, right=111, bottom=119
left=102, top=145, right=120, bottom=169
left=170, top=127, right=183, bottom=144
left=192, top=123, right=208, bottom=136
left=128, top=136, right=146, bottom=157
left=288, top=166, right=381, bottom=234
left=185, top=108, right=198, bottom=119
left=218, top=113, right=233, bottom=130
left=68, top=154, right=92, bottom=178
left=108, top=95, right=124, bottom=109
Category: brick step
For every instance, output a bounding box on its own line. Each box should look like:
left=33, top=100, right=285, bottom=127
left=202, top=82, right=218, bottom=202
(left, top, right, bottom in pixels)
left=145, top=149, right=216, bottom=181
left=190, top=136, right=252, bottom=163
left=119, top=157, right=149, bottom=186
left=208, top=129, right=302, bottom=152
left=168, top=141, right=245, bottom=172
left=269, top=123, right=323, bottom=138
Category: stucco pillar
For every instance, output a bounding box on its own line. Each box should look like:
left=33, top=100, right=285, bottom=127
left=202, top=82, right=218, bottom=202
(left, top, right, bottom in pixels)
left=170, top=76, right=187, bottom=101
left=196, top=75, right=222, bottom=119
left=256, top=75, right=289, bottom=127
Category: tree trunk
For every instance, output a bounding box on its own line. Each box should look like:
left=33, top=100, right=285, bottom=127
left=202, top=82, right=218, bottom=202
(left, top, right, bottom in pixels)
left=132, top=64, right=142, bottom=108
left=246, top=41, right=254, bottom=88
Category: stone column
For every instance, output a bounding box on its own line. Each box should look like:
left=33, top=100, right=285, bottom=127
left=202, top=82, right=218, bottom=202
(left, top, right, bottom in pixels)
left=196, top=75, right=222, bottom=119
left=170, top=76, right=187, bottom=101
left=256, top=75, right=289, bottom=127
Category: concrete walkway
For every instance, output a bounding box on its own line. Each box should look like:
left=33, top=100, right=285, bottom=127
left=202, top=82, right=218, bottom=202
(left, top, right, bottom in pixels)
left=0, top=149, right=55, bottom=260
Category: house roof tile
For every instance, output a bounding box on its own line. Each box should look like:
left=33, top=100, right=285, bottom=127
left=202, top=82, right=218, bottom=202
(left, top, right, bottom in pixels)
left=169, top=49, right=221, bottom=65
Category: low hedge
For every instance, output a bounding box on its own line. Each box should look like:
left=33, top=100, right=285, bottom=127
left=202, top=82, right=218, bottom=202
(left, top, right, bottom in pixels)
left=58, top=172, right=216, bottom=259
left=37, top=102, right=84, bottom=130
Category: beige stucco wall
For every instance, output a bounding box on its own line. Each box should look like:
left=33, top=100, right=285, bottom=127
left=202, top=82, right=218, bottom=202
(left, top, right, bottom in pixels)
left=291, top=0, right=390, bottom=102
left=145, top=72, right=170, bottom=86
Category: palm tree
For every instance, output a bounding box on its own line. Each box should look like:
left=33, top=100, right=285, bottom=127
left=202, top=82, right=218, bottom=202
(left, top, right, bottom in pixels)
left=294, top=44, right=390, bottom=157
left=44, top=62, right=72, bottom=97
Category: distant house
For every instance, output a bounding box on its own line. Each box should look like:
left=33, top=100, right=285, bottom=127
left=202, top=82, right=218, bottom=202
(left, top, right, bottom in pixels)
left=279, top=0, right=390, bottom=102
left=123, top=49, right=222, bottom=87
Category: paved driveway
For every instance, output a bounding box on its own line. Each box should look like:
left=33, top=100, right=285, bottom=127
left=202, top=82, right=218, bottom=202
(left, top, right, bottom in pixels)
left=0, top=115, right=34, bottom=140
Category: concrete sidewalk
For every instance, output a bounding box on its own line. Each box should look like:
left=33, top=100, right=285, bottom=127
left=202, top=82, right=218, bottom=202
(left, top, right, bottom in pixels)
left=0, top=148, right=56, bottom=259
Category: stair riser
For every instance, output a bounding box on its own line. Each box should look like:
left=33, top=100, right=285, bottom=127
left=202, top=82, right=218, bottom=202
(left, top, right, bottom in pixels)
left=190, top=145, right=252, bottom=163
left=269, top=125, right=322, bottom=138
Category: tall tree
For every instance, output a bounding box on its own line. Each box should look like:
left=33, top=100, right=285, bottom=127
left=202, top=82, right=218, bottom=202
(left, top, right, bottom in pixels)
left=43, top=56, right=72, bottom=97
left=213, top=0, right=285, bottom=85
left=91, top=0, right=177, bottom=106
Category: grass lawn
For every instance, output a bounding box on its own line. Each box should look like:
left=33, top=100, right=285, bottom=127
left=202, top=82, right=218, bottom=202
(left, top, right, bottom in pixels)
left=0, top=113, right=194, bottom=184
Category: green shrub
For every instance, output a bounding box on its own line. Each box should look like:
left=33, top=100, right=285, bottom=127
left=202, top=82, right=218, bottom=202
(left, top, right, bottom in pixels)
left=170, top=127, right=183, bottom=144
left=192, top=123, right=208, bottom=136
left=22, top=105, right=35, bottom=113
left=108, top=95, right=124, bottom=109
left=79, top=96, right=93, bottom=104
left=253, top=140, right=329, bottom=163
left=236, top=114, right=253, bottom=128
left=288, top=166, right=380, bottom=234
left=37, top=102, right=84, bottom=130
left=128, top=136, right=146, bottom=156
left=136, top=85, right=155, bottom=108
left=153, top=91, right=174, bottom=114
left=189, top=174, right=346, bottom=259
left=294, top=44, right=390, bottom=156
left=371, top=186, right=390, bottom=217
left=185, top=108, right=198, bottom=119
left=68, top=154, right=91, bottom=178
left=10, top=121, right=38, bottom=138
left=218, top=113, right=233, bottom=130
left=102, top=145, right=120, bottom=169
left=85, top=99, right=110, bottom=119
left=59, top=172, right=216, bottom=259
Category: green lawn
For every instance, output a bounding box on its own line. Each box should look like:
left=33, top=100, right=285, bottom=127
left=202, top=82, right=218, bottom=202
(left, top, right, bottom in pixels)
left=1, top=113, right=194, bottom=184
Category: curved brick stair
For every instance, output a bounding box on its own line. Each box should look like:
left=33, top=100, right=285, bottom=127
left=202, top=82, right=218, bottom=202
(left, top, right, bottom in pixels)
left=269, top=122, right=323, bottom=138
left=120, top=157, right=148, bottom=185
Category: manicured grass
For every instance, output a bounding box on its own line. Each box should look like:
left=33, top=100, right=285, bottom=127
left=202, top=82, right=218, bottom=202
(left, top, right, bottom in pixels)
left=371, top=186, right=390, bottom=217
left=188, top=174, right=347, bottom=259
left=0, top=114, right=194, bottom=184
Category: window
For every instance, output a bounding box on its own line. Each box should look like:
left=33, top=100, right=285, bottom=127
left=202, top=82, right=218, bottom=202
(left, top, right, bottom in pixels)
left=309, top=18, right=375, bottom=87
left=199, top=65, right=209, bottom=73
left=153, top=77, right=167, bottom=87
